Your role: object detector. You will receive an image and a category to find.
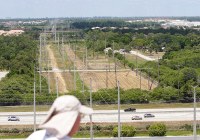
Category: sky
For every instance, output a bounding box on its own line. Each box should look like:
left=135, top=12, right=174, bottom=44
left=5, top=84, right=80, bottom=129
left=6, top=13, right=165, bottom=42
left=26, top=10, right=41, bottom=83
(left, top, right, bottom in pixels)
left=1, top=0, right=200, bottom=18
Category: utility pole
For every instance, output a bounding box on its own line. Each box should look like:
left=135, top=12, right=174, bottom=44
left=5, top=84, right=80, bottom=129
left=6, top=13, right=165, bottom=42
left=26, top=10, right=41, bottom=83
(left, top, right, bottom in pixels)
left=193, top=86, right=197, bottom=140
left=192, top=76, right=199, bottom=140
left=82, top=80, right=85, bottom=93
left=148, top=67, right=150, bottom=90
left=56, top=77, right=59, bottom=98
left=85, top=45, right=88, bottom=70
left=106, top=65, right=108, bottom=88
left=96, top=41, right=99, bottom=59
left=39, top=34, right=42, bottom=94
left=73, top=41, right=76, bottom=91
left=47, top=57, right=50, bottom=94
left=115, top=58, right=117, bottom=87
left=33, top=65, right=36, bottom=132
left=177, top=65, right=180, bottom=96
left=117, top=81, right=121, bottom=140
left=62, top=26, right=64, bottom=37
left=74, top=44, right=76, bottom=60
left=136, top=68, right=152, bottom=90
left=44, top=28, right=46, bottom=47
left=62, top=37, right=65, bottom=61
left=112, top=41, right=117, bottom=86
left=105, top=39, right=107, bottom=58
left=123, top=47, right=126, bottom=68
left=112, top=41, right=115, bottom=59
left=109, top=58, right=110, bottom=72
left=73, top=61, right=76, bottom=91
left=55, top=24, right=57, bottom=43
left=140, top=70, right=142, bottom=90
left=157, top=57, right=160, bottom=86
left=89, top=78, right=93, bottom=140
left=136, top=50, right=138, bottom=76
left=93, top=36, right=96, bottom=59
left=58, top=33, right=60, bottom=48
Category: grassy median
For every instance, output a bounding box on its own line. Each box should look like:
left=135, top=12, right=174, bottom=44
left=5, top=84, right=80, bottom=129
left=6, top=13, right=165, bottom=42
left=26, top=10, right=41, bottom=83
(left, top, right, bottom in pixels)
left=0, top=102, right=198, bottom=112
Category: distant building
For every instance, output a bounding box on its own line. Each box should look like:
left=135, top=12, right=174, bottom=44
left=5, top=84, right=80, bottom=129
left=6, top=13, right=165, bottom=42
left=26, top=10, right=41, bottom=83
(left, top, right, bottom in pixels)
left=104, top=47, right=112, bottom=54
left=91, top=27, right=100, bottom=30
left=113, top=50, right=119, bottom=54
left=110, top=27, right=117, bottom=30
left=161, top=20, right=200, bottom=28
left=119, top=49, right=125, bottom=52
left=6, top=30, right=24, bottom=36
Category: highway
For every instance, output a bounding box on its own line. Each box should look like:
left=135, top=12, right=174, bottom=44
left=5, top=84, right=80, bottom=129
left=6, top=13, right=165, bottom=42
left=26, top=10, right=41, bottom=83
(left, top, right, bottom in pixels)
left=0, top=108, right=199, bottom=125
left=2, top=136, right=200, bottom=140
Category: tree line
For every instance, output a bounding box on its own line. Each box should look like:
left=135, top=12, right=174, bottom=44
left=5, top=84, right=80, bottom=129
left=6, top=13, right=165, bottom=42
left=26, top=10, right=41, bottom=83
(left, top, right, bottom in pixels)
left=0, top=35, right=48, bottom=105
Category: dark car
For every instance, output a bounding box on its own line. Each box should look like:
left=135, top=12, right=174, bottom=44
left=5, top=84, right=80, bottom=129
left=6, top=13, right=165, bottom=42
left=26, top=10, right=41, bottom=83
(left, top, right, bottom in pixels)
left=124, top=107, right=136, bottom=112
left=144, top=113, right=155, bottom=118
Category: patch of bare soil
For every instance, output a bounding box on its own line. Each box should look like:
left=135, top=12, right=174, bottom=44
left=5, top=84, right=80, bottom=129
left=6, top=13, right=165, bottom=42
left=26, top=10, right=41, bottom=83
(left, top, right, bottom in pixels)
left=79, top=71, right=156, bottom=92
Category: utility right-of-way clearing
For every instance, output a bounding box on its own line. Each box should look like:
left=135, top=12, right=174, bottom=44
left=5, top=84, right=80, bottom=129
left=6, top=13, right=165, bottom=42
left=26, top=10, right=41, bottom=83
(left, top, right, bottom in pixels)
left=64, top=45, right=157, bottom=92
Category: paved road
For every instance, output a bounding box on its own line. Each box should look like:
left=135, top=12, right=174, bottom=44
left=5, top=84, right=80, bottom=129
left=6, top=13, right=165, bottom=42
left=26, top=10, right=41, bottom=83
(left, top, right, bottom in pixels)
left=0, top=108, right=199, bottom=125
left=2, top=136, right=200, bottom=140
left=129, top=51, right=156, bottom=61
left=73, top=137, right=200, bottom=140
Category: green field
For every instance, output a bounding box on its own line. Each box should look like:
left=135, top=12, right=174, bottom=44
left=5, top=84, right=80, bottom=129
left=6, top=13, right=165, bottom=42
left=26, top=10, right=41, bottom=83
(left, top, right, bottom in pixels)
left=0, top=102, right=198, bottom=112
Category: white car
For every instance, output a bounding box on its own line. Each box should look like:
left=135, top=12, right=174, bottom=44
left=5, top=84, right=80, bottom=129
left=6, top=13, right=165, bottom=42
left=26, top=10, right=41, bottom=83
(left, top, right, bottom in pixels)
left=8, top=116, right=20, bottom=121
left=132, top=115, right=142, bottom=120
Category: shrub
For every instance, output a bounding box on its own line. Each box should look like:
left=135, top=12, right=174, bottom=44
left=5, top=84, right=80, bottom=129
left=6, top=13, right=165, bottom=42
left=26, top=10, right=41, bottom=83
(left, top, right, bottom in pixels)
left=0, top=128, right=20, bottom=133
left=10, top=128, right=20, bottom=133
left=179, top=124, right=192, bottom=131
left=146, top=125, right=150, bottom=130
left=113, top=125, right=136, bottom=137
left=93, top=125, right=102, bottom=131
left=128, top=62, right=135, bottom=70
left=104, top=125, right=115, bottom=130
left=148, top=123, right=167, bottom=136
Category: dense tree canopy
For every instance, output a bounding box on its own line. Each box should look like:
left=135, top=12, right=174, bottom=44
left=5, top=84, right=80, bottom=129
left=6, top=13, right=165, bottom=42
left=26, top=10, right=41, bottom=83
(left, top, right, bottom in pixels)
left=0, top=35, right=48, bottom=105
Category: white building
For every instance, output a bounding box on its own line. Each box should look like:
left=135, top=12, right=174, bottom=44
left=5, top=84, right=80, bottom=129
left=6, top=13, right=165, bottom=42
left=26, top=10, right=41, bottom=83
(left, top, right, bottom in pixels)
left=104, top=47, right=112, bottom=54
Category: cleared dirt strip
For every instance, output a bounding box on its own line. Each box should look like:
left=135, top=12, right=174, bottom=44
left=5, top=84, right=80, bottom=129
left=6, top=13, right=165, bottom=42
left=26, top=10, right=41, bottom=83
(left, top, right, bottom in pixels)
left=46, top=45, right=68, bottom=93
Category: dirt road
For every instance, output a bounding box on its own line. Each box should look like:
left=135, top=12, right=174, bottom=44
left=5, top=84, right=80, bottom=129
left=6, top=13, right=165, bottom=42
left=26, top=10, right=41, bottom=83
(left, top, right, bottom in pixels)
left=46, top=45, right=68, bottom=93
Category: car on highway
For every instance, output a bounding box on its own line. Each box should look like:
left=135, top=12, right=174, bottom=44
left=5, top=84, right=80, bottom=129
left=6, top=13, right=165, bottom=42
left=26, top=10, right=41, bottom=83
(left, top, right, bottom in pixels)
left=124, top=107, right=136, bottom=112
left=144, top=113, right=155, bottom=118
left=8, top=116, right=20, bottom=121
left=131, top=115, right=142, bottom=120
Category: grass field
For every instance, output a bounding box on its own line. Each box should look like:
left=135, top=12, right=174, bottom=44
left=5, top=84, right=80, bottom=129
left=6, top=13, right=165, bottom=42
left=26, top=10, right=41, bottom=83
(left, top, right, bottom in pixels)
left=125, top=53, right=147, bottom=66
